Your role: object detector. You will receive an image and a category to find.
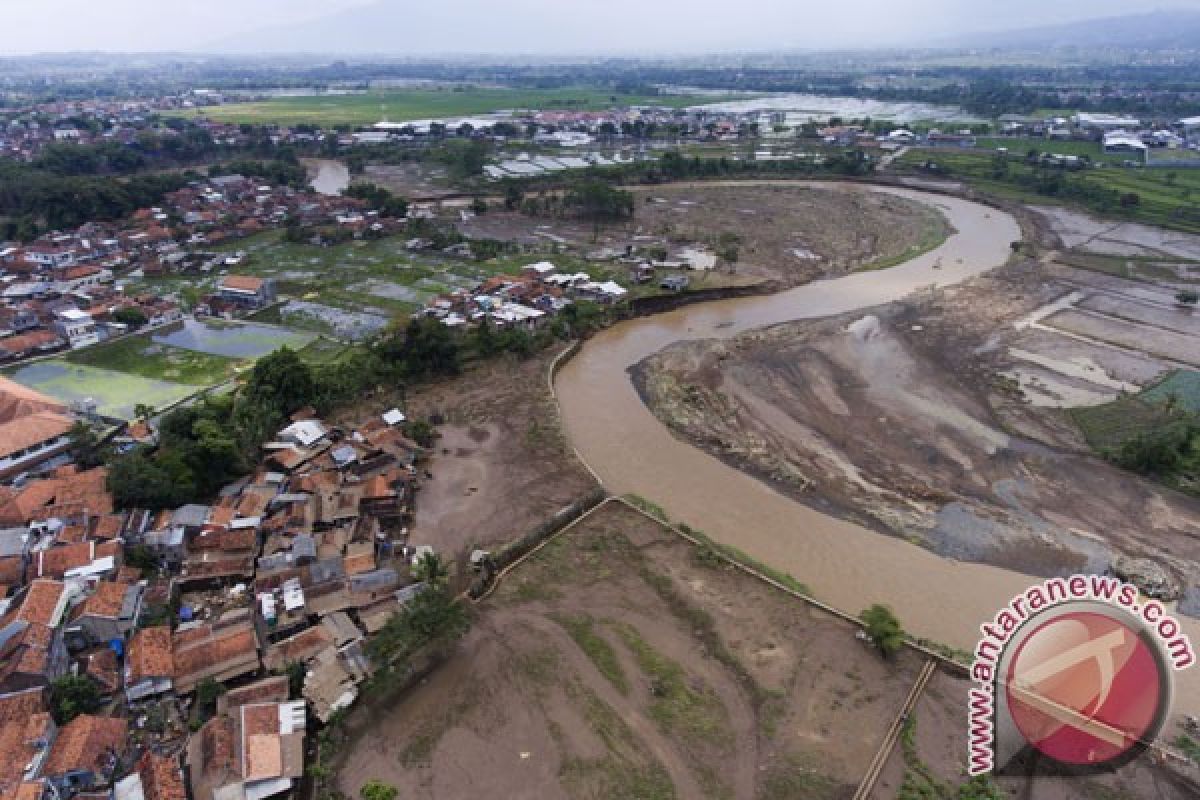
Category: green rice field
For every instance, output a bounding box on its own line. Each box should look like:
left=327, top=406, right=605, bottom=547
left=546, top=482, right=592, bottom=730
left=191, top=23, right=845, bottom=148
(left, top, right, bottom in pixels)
left=3, top=360, right=202, bottom=420
left=4, top=320, right=329, bottom=420
left=1070, top=369, right=1200, bottom=452
left=895, top=148, right=1200, bottom=233
left=180, top=87, right=735, bottom=126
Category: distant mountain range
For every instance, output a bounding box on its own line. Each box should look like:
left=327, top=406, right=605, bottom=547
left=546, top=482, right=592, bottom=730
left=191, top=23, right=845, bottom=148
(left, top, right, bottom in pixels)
left=950, top=9, right=1200, bottom=50
left=212, top=5, right=1200, bottom=56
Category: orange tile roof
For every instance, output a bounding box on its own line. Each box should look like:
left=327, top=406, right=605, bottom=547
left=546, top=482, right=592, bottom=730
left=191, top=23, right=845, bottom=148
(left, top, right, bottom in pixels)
left=14, top=580, right=66, bottom=626
left=78, top=581, right=128, bottom=619
left=207, top=506, right=236, bottom=528
left=173, top=625, right=258, bottom=683
left=219, top=275, right=264, bottom=293
left=128, top=627, right=174, bottom=683
left=137, top=753, right=186, bottom=800
left=0, top=557, right=24, bottom=587
left=81, top=649, right=120, bottom=694
left=52, top=468, right=111, bottom=515
left=0, top=411, right=73, bottom=462
left=0, top=479, right=63, bottom=525
left=341, top=551, right=375, bottom=576
left=43, top=715, right=127, bottom=778
left=0, top=712, right=52, bottom=799
left=220, top=676, right=288, bottom=710
left=0, top=377, right=67, bottom=424
left=33, top=542, right=93, bottom=579
left=55, top=524, right=89, bottom=544
left=90, top=514, right=126, bottom=540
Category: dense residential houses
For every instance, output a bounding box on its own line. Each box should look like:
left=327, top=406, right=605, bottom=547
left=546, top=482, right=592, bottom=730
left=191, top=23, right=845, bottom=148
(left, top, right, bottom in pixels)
left=419, top=260, right=626, bottom=330
left=0, top=391, right=430, bottom=800
left=0, top=174, right=379, bottom=369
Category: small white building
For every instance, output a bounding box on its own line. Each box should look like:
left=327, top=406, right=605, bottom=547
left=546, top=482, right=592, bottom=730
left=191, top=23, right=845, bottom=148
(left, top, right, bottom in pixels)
left=53, top=308, right=100, bottom=349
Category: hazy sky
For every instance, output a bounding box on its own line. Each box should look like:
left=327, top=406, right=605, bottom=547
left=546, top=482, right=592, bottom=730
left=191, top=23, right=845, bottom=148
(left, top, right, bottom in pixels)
left=4, top=0, right=1200, bottom=54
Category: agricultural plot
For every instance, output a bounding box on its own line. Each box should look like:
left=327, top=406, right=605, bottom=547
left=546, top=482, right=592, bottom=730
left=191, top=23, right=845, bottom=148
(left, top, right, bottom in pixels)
left=151, top=318, right=317, bottom=359
left=4, top=319, right=332, bottom=419
left=896, top=148, right=1200, bottom=233
left=180, top=87, right=734, bottom=126
left=194, top=232, right=534, bottom=318
left=66, top=335, right=241, bottom=385
left=3, top=359, right=199, bottom=420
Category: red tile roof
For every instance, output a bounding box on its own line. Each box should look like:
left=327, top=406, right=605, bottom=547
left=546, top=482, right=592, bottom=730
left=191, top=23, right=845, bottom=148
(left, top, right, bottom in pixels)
left=77, top=581, right=128, bottom=619
left=43, top=715, right=127, bottom=778
left=127, top=627, right=174, bottom=683
left=14, top=580, right=66, bottom=626
left=136, top=753, right=186, bottom=800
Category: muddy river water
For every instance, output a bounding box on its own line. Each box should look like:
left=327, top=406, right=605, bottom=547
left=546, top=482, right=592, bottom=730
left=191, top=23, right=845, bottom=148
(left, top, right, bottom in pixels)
left=554, top=183, right=1200, bottom=713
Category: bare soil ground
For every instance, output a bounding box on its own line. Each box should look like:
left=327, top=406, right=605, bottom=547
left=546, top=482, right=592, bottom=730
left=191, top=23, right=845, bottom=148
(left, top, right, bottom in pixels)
left=634, top=256, right=1200, bottom=589
left=356, top=162, right=459, bottom=198
left=330, top=346, right=595, bottom=572
left=457, top=184, right=951, bottom=288
left=336, top=501, right=929, bottom=800
left=335, top=501, right=1199, bottom=799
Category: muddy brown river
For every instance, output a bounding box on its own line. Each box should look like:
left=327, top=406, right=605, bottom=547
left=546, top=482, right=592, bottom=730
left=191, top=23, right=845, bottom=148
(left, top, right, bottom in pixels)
left=554, top=183, right=1200, bottom=714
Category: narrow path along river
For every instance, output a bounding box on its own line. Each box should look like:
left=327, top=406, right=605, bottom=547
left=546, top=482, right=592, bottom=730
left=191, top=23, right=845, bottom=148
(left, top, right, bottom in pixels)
left=554, top=182, right=1200, bottom=714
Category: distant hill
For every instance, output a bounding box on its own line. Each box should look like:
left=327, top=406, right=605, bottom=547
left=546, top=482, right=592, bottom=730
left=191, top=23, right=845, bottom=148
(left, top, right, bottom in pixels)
left=951, top=10, right=1200, bottom=51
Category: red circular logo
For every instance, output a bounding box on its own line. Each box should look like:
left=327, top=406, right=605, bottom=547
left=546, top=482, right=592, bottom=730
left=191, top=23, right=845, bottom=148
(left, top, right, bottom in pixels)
left=1004, top=610, right=1167, bottom=767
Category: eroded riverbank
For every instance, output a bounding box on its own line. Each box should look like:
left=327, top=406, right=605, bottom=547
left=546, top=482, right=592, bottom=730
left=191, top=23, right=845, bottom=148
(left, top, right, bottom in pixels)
left=553, top=182, right=1200, bottom=717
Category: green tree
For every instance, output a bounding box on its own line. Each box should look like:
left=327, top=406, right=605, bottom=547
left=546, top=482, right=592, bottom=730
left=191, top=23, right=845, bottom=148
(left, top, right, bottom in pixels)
left=379, top=317, right=461, bottom=381
left=242, top=347, right=316, bottom=419
left=564, top=179, right=635, bottom=222
left=68, top=421, right=109, bottom=469
left=285, top=661, right=307, bottom=700
left=113, top=306, right=148, bottom=328
left=194, top=677, right=226, bottom=722
left=368, top=586, right=471, bottom=686
left=360, top=781, right=398, bottom=800
left=49, top=675, right=103, bottom=724
left=860, top=604, right=905, bottom=659
left=412, top=551, right=449, bottom=588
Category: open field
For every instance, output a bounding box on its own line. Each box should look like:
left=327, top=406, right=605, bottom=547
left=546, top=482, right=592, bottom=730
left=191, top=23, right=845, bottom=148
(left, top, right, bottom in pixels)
left=458, top=183, right=952, bottom=290
left=337, top=501, right=932, bottom=800
left=336, top=500, right=1200, bottom=799
left=180, top=87, right=741, bottom=126
left=975, top=136, right=1133, bottom=165
left=330, top=344, right=596, bottom=569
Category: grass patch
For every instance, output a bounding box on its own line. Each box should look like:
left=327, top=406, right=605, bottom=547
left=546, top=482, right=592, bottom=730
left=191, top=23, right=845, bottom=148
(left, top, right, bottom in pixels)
left=760, top=752, right=839, bottom=800
left=614, top=623, right=731, bottom=749
left=559, top=682, right=678, bottom=800
left=857, top=208, right=952, bottom=272
left=1176, top=733, right=1200, bottom=764
left=676, top=523, right=810, bottom=597
left=623, top=493, right=669, bottom=522
left=1143, top=369, right=1200, bottom=413
left=66, top=334, right=241, bottom=385
left=554, top=614, right=629, bottom=695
